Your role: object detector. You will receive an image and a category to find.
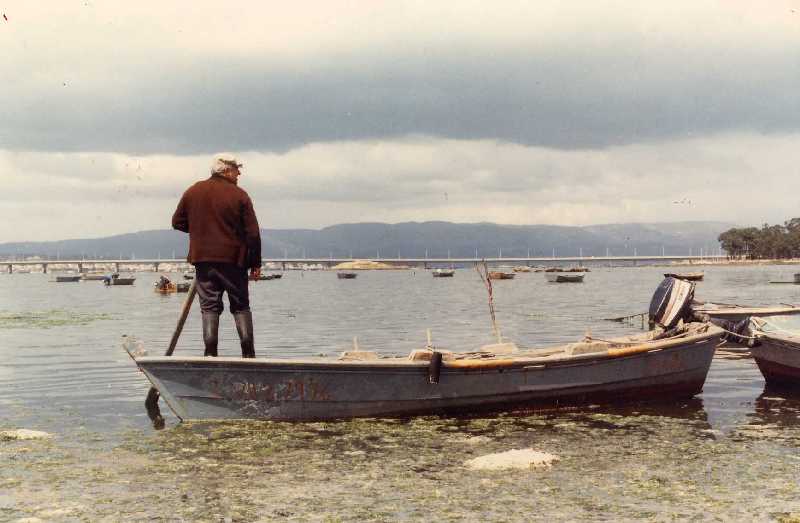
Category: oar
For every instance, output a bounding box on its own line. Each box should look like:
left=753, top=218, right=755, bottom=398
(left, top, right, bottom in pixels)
left=145, top=279, right=198, bottom=429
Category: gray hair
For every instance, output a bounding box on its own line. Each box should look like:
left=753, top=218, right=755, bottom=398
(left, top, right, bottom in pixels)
left=210, top=153, right=242, bottom=175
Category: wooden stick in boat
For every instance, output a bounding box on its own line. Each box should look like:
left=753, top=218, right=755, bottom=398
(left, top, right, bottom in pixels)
left=445, top=358, right=518, bottom=369
left=145, top=280, right=197, bottom=428
left=475, top=260, right=502, bottom=344
left=166, top=280, right=197, bottom=356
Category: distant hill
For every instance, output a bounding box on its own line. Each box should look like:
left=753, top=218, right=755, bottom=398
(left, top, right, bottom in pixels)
left=0, top=221, right=735, bottom=260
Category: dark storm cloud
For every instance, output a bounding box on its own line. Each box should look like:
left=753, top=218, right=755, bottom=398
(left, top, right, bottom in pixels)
left=2, top=42, right=799, bottom=155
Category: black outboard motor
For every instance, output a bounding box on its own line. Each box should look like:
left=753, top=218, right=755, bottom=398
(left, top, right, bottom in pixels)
left=648, top=277, right=696, bottom=330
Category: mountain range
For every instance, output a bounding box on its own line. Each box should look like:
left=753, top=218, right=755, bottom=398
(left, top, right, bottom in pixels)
left=0, top=221, right=734, bottom=260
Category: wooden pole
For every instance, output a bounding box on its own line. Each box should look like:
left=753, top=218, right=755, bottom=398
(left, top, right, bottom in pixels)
left=165, top=281, right=197, bottom=356
left=145, top=280, right=197, bottom=428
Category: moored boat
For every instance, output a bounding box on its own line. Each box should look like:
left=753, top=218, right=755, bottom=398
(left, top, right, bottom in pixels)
left=488, top=271, right=514, bottom=280
left=512, top=266, right=531, bottom=273
left=664, top=272, right=704, bottom=281
left=689, top=300, right=800, bottom=346
left=768, top=273, right=800, bottom=284
left=124, top=321, right=722, bottom=422
left=566, top=267, right=590, bottom=273
left=154, top=276, right=180, bottom=293
left=337, top=272, right=357, bottom=279
left=432, top=269, right=455, bottom=278
left=749, top=315, right=800, bottom=387
left=692, top=303, right=800, bottom=322
left=104, top=273, right=136, bottom=286
left=55, top=275, right=81, bottom=283
left=545, top=273, right=585, bottom=283
left=81, top=272, right=108, bottom=281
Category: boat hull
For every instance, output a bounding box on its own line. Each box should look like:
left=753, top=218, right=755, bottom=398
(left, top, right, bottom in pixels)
left=545, top=273, right=584, bottom=283
left=132, top=334, right=719, bottom=421
left=106, top=278, right=135, bottom=286
left=752, top=335, right=800, bottom=388
left=81, top=274, right=108, bottom=281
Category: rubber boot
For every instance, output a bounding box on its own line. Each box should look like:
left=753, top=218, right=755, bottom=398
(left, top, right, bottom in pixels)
left=233, top=310, right=255, bottom=358
left=202, top=312, right=219, bottom=357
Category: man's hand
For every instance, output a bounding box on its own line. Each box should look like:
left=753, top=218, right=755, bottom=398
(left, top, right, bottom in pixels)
left=250, top=267, right=262, bottom=281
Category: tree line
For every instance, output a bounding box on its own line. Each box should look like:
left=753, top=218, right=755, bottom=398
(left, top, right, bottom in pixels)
left=718, top=218, right=800, bottom=259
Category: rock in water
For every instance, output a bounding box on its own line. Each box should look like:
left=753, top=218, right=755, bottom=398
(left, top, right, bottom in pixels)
left=0, top=429, right=53, bottom=441
left=464, top=448, right=559, bottom=471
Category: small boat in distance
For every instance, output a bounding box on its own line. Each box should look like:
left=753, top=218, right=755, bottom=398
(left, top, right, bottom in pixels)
left=337, top=272, right=357, bottom=279
left=768, top=273, right=800, bottom=285
left=432, top=269, right=455, bottom=278
left=545, top=273, right=585, bottom=283
left=183, top=270, right=195, bottom=280
left=104, top=273, right=136, bottom=286
left=488, top=271, right=515, bottom=280
left=55, top=275, right=81, bottom=283
left=81, top=272, right=108, bottom=281
left=512, top=266, right=531, bottom=273
left=258, top=273, right=283, bottom=281
left=664, top=272, right=704, bottom=281
left=154, top=275, right=181, bottom=293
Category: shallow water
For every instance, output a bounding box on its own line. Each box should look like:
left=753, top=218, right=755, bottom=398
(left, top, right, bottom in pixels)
left=1, top=265, right=800, bottom=521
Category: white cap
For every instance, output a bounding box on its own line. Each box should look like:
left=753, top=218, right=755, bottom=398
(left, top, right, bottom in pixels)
left=210, top=153, right=243, bottom=175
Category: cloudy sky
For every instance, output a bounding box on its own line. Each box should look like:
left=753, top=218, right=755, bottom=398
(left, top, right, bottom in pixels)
left=1, top=1, right=799, bottom=241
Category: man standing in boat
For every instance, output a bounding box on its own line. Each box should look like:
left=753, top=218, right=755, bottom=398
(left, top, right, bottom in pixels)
left=172, top=153, right=262, bottom=358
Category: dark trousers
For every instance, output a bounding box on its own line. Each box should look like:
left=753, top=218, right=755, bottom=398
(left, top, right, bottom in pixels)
left=195, top=262, right=250, bottom=314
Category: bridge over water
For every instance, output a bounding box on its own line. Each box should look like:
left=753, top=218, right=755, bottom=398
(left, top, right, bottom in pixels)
left=1, top=255, right=725, bottom=273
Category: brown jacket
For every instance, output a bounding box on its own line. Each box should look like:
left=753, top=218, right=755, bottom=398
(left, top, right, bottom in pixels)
left=172, top=174, right=262, bottom=268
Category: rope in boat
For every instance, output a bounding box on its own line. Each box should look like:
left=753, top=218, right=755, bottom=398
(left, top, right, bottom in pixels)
left=715, top=326, right=758, bottom=340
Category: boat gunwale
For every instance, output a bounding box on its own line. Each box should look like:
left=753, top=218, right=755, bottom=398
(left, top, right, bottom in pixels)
left=131, top=324, right=722, bottom=369
left=696, top=306, right=800, bottom=317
